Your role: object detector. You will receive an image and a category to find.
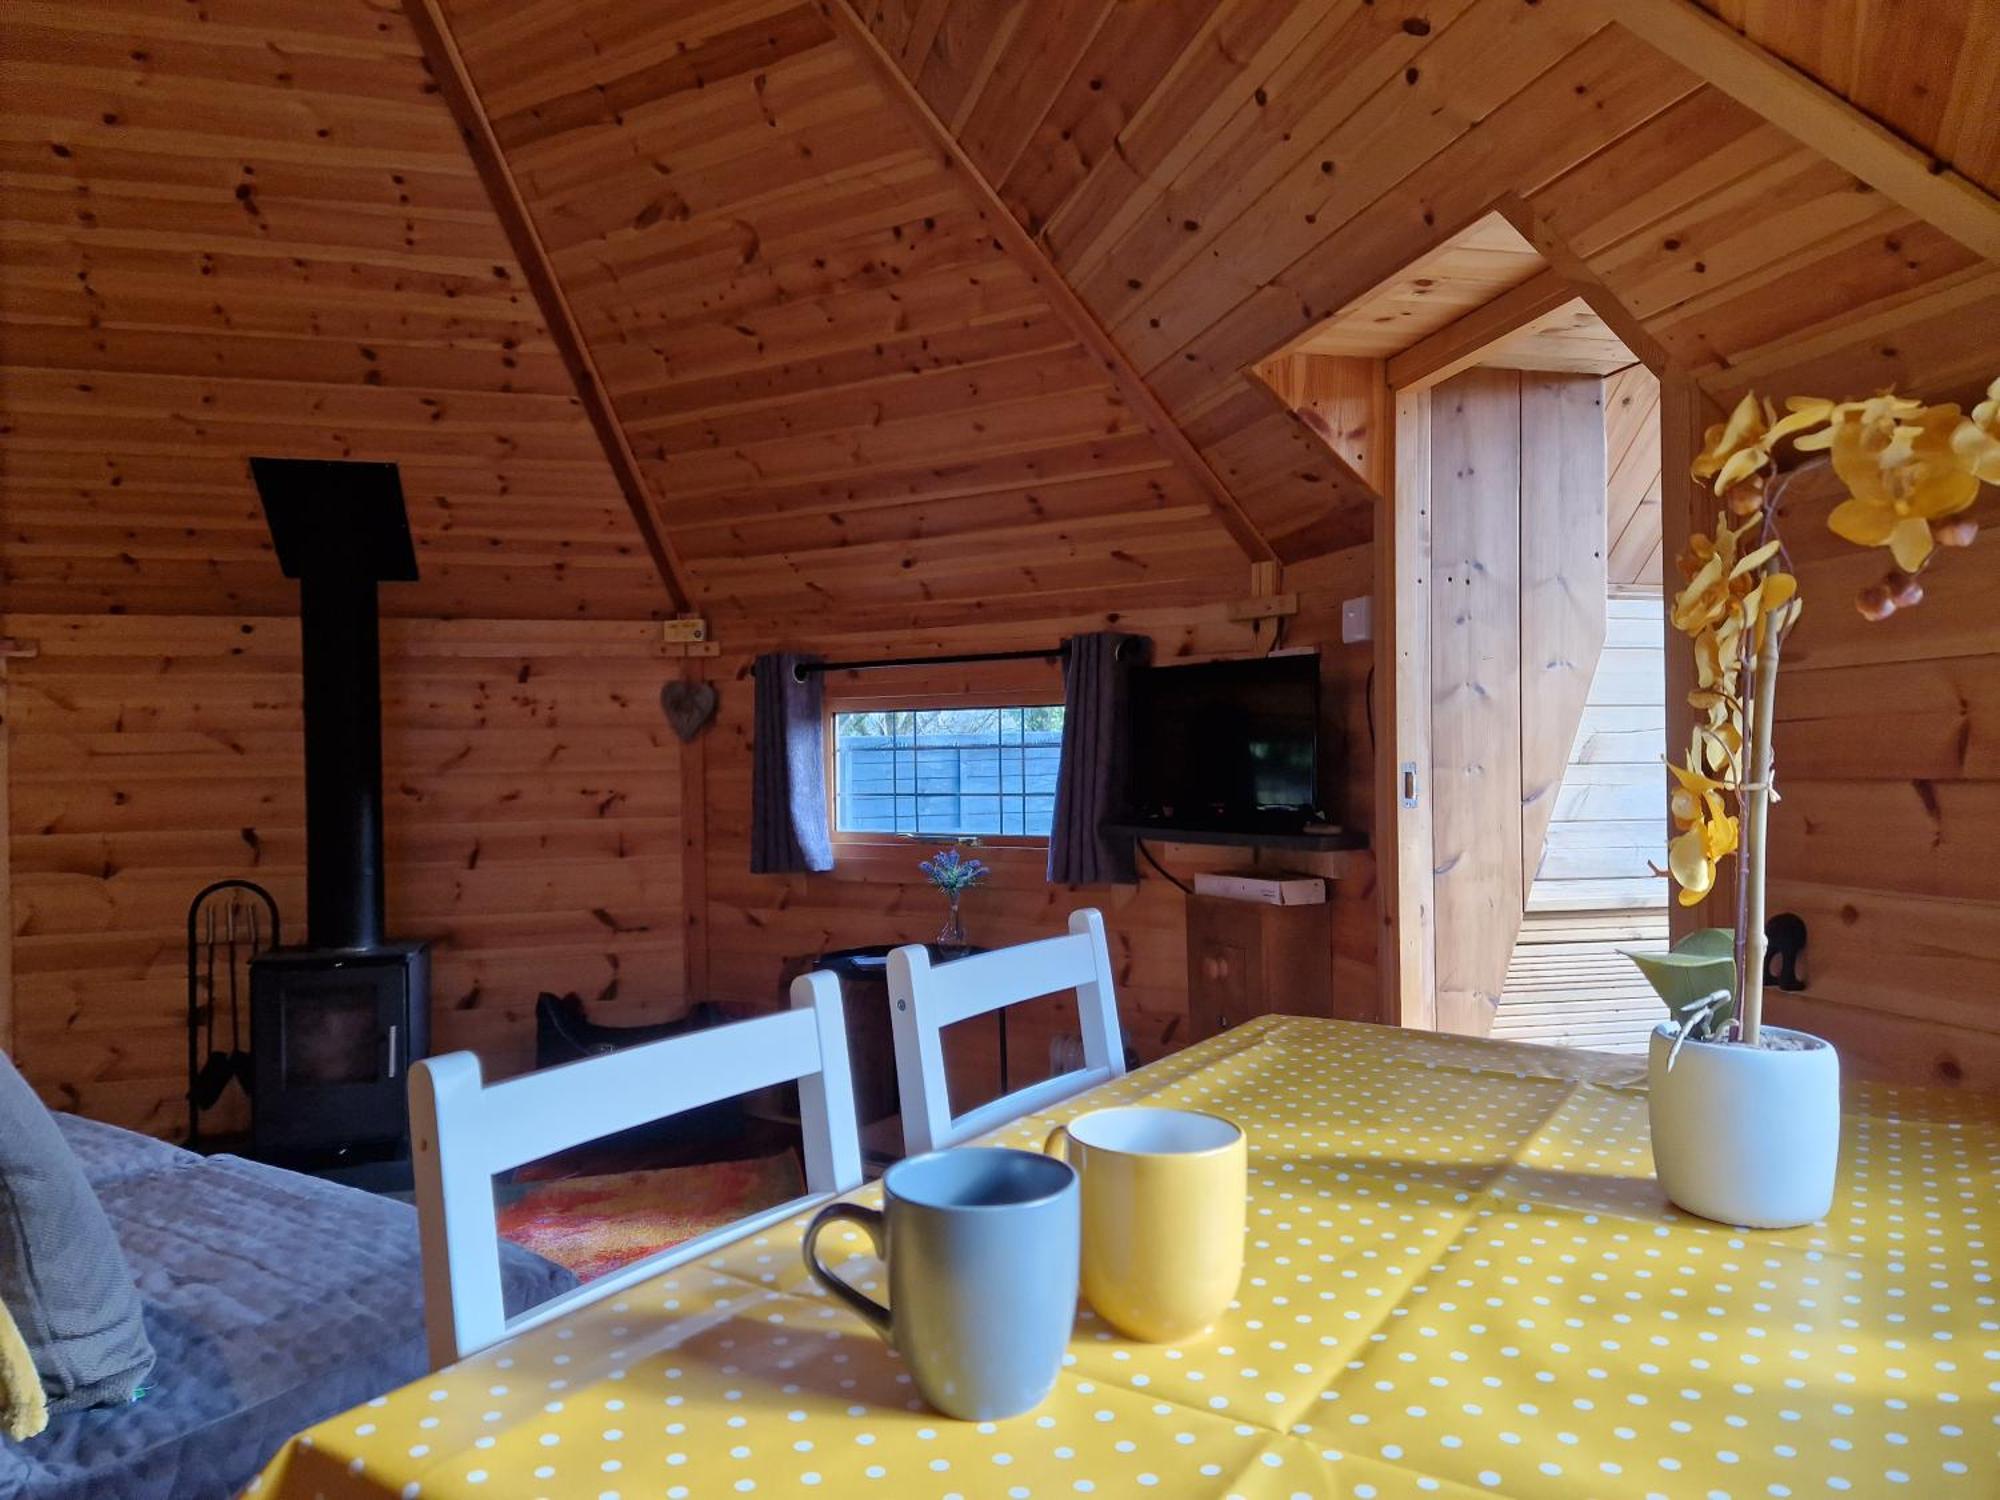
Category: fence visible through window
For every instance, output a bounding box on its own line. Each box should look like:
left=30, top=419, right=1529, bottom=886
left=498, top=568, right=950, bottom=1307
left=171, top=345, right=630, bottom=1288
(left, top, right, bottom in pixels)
left=833, top=706, right=1065, bottom=838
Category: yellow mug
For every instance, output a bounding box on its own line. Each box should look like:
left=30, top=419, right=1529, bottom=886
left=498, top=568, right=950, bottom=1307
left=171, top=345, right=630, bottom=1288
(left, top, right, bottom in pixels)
left=1045, top=1106, right=1246, bottom=1343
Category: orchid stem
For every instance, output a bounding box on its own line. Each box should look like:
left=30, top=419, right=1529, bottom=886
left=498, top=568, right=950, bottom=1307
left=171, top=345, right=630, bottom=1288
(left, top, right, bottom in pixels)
left=1740, top=617, right=1782, bottom=1046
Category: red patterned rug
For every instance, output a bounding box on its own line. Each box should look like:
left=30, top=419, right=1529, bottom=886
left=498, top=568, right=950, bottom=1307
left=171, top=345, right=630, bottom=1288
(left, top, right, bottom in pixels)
left=497, top=1152, right=805, bottom=1282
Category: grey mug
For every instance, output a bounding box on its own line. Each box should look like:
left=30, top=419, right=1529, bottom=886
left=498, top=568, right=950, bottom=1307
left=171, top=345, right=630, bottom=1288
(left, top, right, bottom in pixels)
left=803, top=1147, right=1079, bottom=1421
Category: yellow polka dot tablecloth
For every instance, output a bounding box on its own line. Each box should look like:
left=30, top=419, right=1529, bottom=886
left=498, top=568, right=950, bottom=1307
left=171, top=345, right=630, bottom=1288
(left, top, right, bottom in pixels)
left=247, top=1016, right=2000, bottom=1499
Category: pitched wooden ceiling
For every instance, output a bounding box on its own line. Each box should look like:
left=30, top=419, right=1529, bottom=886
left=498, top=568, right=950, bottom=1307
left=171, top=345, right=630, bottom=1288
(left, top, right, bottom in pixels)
left=1277, top=212, right=1635, bottom=379
left=1287, top=215, right=1547, bottom=360
left=853, top=0, right=1997, bottom=549
left=0, top=0, right=670, bottom=618
left=4, top=0, right=1996, bottom=623
left=424, top=0, right=1255, bottom=630
left=1692, top=0, right=2000, bottom=195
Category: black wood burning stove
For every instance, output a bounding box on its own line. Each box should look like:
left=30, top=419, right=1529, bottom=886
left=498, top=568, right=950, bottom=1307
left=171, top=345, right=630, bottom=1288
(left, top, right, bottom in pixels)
left=248, top=458, right=429, bottom=1167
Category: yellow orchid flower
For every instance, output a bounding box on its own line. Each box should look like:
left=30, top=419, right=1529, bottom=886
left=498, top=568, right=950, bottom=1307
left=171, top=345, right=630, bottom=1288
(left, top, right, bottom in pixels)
left=1763, top=396, right=1840, bottom=447
left=1692, top=616, right=1742, bottom=690
left=1952, top=375, right=2000, bottom=484
left=1825, top=402, right=1980, bottom=572
left=1666, top=754, right=1739, bottom=907
left=1672, top=511, right=1765, bottom=637
left=1793, top=392, right=1921, bottom=453
left=1672, top=553, right=1731, bottom=634
left=1692, top=394, right=1763, bottom=478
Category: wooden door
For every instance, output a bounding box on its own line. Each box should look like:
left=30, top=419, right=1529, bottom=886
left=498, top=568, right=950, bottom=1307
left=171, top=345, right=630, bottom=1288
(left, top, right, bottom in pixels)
left=1424, top=369, right=1609, bottom=1035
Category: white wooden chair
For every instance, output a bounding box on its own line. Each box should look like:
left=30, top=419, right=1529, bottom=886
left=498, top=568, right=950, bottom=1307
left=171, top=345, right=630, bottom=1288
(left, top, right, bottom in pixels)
left=410, top=973, right=861, bottom=1369
left=888, top=907, right=1125, bottom=1156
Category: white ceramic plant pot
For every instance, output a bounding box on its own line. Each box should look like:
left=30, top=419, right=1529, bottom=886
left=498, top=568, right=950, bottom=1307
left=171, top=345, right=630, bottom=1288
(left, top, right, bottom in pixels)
left=1646, top=1023, right=1840, bottom=1229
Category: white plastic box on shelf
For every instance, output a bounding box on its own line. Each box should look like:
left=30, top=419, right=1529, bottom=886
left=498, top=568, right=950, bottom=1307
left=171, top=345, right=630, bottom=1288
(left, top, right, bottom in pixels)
left=1189, top=873, right=1327, bottom=906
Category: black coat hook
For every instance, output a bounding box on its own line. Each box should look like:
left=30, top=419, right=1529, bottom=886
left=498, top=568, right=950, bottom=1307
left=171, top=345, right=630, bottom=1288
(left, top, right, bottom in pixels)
left=1765, top=912, right=1808, bottom=992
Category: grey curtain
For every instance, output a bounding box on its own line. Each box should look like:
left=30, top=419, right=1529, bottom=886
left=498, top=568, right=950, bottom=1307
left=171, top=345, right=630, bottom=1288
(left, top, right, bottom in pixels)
left=1047, top=631, right=1149, bottom=885
left=751, top=652, right=834, bottom=874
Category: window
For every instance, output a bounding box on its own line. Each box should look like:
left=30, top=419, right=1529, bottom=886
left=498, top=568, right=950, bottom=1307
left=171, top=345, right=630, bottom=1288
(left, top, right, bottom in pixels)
left=832, top=705, right=1065, bottom=839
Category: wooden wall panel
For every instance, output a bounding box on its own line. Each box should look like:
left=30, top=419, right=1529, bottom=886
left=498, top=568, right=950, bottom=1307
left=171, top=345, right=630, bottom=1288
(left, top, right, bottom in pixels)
left=1251, top=354, right=1392, bottom=497
left=5, top=612, right=686, bottom=1134
left=0, top=0, right=673, bottom=620
left=1754, top=464, right=2000, bottom=1090
left=692, top=553, right=1380, bottom=1096
left=1604, top=364, right=1664, bottom=587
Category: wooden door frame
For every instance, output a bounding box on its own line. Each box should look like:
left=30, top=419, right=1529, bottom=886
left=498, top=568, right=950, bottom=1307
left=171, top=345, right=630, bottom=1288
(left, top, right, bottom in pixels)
left=1376, top=391, right=1436, bottom=1028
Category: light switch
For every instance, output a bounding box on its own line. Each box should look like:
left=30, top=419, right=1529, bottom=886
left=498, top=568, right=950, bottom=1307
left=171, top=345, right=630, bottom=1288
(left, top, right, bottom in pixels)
left=1340, top=594, right=1373, bottom=643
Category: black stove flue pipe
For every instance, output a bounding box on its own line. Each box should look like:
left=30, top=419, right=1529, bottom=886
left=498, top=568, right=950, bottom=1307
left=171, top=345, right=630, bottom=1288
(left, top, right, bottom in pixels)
left=298, top=567, right=386, bottom=950
left=250, top=458, right=419, bottom=953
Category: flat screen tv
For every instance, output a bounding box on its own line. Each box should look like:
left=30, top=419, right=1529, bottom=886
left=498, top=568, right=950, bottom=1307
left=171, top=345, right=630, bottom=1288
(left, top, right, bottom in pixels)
left=1127, top=653, right=1321, bottom=831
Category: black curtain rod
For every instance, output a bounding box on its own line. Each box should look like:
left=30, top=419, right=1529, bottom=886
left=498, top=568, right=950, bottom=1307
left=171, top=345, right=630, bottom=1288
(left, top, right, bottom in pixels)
left=779, top=646, right=1065, bottom=681
left=752, top=640, right=1137, bottom=681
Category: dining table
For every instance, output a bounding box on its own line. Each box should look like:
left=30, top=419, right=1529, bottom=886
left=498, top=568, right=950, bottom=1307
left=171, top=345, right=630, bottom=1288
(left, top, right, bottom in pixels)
left=247, top=1014, right=2000, bottom=1499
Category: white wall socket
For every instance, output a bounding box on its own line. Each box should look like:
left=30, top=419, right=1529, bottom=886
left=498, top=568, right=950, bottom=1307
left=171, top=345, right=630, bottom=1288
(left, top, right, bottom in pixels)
left=1340, top=594, right=1373, bottom=643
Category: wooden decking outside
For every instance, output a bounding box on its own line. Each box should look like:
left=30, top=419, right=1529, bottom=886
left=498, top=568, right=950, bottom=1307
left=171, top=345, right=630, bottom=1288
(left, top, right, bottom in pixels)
left=1491, top=907, right=1670, bottom=1053
left=1493, top=595, right=1669, bottom=1053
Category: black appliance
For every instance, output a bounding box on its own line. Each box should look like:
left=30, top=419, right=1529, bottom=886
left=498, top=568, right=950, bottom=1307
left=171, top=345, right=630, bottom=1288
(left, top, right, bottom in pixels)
left=246, top=458, right=428, bottom=1163
left=1127, top=653, right=1322, bottom=832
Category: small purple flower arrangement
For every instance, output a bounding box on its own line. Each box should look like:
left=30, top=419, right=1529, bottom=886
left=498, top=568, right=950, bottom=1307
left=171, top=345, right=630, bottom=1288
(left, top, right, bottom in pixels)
left=917, top=846, right=990, bottom=894
left=918, top=847, right=988, bottom=953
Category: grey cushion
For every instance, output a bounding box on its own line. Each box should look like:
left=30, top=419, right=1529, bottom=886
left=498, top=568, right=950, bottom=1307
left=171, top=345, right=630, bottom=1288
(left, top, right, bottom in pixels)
left=0, top=1051, right=156, bottom=1413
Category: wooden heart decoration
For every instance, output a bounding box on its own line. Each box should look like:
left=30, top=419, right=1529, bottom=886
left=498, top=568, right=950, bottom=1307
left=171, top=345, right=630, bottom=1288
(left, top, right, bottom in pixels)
left=660, top=680, right=718, bottom=742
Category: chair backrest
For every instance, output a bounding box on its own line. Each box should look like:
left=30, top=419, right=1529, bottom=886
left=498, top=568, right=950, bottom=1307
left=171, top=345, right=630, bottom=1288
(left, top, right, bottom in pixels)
left=410, top=974, right=861, bottom=1369
left=888, top=907, right=1124, bottom=1155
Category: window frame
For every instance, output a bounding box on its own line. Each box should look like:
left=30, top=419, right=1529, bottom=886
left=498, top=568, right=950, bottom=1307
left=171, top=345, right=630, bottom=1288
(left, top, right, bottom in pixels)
left=823, top=688, right=1066, bottom=850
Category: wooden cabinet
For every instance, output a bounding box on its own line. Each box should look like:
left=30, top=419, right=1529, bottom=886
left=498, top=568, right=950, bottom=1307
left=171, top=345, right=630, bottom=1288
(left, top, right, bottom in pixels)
left=1185, top=894, right=1333, bottom=1039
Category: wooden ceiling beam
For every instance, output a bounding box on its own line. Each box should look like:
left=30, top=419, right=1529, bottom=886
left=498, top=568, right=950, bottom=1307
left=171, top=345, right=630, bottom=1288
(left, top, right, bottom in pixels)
left=401, top=0, right=694, bottom=614
left=818, top=0, right=1277, bottom=566
left=1385, top=269, right=1580, bottom=393
left=1602, top=0, right=2000, bottom=262
left=1496, top=193, right=1674, bottom=377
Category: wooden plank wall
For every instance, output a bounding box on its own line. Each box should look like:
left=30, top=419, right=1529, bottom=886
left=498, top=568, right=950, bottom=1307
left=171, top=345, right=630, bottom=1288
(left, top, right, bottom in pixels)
left=4, top=613, right=686, bottom=1133
left=687, top=549, right=1381, bottom=1093
left=1253, top=354, right=1392, bottom=496
left=1756, top=464, right=2000, bottom=1089
left=1605, top=366, right=1665, bottom=586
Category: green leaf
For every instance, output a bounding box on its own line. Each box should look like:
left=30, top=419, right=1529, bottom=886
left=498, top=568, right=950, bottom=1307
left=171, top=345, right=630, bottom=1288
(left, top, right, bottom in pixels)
left=1621, top=928, right=1739, bottom=1038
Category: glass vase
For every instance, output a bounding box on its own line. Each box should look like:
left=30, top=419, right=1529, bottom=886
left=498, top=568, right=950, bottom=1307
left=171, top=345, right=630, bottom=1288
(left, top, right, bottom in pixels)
left=936, top=891, right=969, bottom=955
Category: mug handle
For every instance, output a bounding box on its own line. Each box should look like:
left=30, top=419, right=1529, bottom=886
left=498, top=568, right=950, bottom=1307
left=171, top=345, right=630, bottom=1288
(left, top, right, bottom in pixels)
left=802, top=1203, right=891, bottom=1341
left=1043, top=1123, right=1071, bottom=1161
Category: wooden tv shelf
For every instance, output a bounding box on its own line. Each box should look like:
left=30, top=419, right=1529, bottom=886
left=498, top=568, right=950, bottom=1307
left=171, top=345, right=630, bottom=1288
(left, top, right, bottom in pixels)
left=1107, top=822, right=1368, bottom=853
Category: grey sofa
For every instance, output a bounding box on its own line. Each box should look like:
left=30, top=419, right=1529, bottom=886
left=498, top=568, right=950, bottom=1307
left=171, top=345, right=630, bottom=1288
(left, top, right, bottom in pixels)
left=1, top=1115, right=575, bottom=1500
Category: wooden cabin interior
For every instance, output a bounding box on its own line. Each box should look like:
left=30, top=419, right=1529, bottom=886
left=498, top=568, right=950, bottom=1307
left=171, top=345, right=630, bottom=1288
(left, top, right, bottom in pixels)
left=2, top=0, right=1997, bottom=1494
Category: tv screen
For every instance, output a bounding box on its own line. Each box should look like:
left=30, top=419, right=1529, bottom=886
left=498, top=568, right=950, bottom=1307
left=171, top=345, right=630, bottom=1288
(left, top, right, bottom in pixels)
left=1128, top=653, right=1321, bottom=829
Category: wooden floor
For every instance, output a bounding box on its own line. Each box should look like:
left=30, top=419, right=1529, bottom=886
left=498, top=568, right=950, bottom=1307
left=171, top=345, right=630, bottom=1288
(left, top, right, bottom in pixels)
left=1490, top=908, right=1670, bottom=1054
